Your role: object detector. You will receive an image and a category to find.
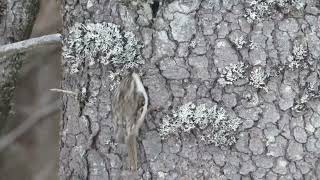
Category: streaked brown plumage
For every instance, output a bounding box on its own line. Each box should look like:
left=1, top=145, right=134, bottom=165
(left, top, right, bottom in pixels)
left=111, top=72, right=148, bottom=171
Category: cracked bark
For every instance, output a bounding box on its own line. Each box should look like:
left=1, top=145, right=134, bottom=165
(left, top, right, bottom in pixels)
left=60, top=0, right=320, bottom=179
left=0, top=0, right=39, bottom=133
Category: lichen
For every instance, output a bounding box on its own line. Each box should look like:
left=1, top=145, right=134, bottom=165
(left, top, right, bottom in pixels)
left=244, top=0, right=306, bottom=23
left=249, top=66, right=268, bottom=91
left=287, top=42, right=308, bottom=69
left=292, top=92, right=310, bottom=112
left=160, top=102, right=242, bottom=147
left=63, top=22, right=143, bottom=73
left=293, top=75, right=320, bottom=112
left=232, top=36, right=247, bottom=49
left=218, top=62, right=247, bottom=86
left=248, top=40, right=258, bottom=50
left=244, top=0, right=273, bottom=23
left=63, top=22, right=144, bottom=89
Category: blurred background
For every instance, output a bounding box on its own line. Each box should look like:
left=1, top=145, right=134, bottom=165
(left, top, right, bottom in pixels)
left=0, top=0, right=62, bottom=179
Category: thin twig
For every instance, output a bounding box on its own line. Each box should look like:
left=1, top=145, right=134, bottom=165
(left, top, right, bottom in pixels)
left=50, top=88, right=78, bottom=96
left=0, top=100, right=60, bottom=152
left=0, top=33, right=62, bottom=57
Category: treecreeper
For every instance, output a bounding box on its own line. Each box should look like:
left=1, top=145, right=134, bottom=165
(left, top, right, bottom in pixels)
left=111, top=72, right=148, bottom=171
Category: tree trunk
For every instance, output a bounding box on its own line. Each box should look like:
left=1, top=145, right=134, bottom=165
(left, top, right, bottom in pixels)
left=60, top=0, right=320, bottom=179
left=0, top=0, right=39, bottom=133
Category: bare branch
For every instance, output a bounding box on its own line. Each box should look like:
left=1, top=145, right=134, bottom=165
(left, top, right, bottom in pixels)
left=0, top=33, right=62, bottom=57
left=0, top=100, right=60, bottom=152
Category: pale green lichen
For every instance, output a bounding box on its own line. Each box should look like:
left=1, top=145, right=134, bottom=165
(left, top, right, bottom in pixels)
left=63, top=22, right=143, bottom=73
left=245, top=0, right=306, bottom=23
left=63, top=22, right=144, bottom=90
left=248, top=40, right=258, bottom=50
left=233, top=36, right=247, bottom=49
left=287, top=42, right=308, bottom=69
left=120, top=0, right=154, bottom=6
left=218, top=62, right=247, bottom=86
left=160, top=102, right=242, bottom=147
left=293, top=74, right=320, bottom=112
left=249, top=66, right=268, bottom=91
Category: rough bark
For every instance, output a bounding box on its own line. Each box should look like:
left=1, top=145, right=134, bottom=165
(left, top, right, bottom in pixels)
left=0, top=0, right=39, bottom=132
left=60, top=0, right=320, bottom=179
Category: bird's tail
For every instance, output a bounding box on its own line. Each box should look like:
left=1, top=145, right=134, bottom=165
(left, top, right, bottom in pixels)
left=126, top=133, right=138, bottom=171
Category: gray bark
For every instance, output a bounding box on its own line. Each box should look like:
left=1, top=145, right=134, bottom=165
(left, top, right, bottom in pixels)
left=0, top=0, right=39, bottom=132
left=60, top=0, right=320, bottom=179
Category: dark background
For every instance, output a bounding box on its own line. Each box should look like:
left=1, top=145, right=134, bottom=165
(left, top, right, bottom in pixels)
left=1, top=0, right=61, bottom=179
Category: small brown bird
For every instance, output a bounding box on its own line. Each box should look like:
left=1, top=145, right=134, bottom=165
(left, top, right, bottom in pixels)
left=111, top=72, right=148, bottom=171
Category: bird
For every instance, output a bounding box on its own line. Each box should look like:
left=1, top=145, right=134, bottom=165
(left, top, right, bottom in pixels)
left=111, top=72, right=148, bottom=171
